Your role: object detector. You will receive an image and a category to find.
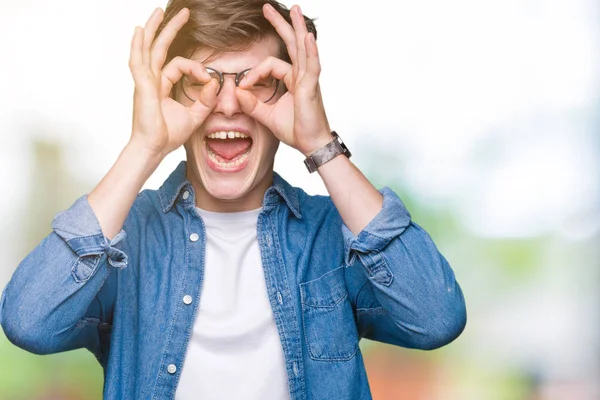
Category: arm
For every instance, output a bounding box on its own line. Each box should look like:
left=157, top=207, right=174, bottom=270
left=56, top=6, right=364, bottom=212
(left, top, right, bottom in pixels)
left=320, top=156, right=466, bottom=350
left=341, top=189, right=466, bottom=350
left=0, top=8, right=217, bottom=356
left=238, top=4, right=466, bottom=349
left=91, top=7, right=218, bottom=239
left=0, top=197, right=125, bottom=357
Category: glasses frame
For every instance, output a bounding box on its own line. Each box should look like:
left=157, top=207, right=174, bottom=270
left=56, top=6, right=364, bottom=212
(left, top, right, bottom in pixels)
left=180, top=67, right=281, bottom=104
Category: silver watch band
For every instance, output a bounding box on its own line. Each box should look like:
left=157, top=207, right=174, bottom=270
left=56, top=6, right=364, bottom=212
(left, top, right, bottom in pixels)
left=303, top=131, right=351, bottom=173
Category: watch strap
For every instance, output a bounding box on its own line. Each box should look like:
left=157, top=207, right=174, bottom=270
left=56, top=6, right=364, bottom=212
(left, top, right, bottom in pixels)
left=303, top=131, right=351, bottom=173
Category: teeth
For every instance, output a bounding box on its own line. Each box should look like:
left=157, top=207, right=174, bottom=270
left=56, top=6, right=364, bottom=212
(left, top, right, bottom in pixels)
left=207, top=131, right=249, bottom=139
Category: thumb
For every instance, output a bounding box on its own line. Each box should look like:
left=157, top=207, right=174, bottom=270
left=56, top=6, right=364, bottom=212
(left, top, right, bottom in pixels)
left=189, top=79, right=219, bottom=126
left=236, top=87, right=272, bottom=127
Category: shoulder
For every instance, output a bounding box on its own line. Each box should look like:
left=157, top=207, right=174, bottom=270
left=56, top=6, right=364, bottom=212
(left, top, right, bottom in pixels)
left=133, top=189, right=162, bottom=213
left=122, top=189, right=165, bottom=230
left=272, top=173, right=339, bottom=223
left=291, top=185, right=342, bottom=228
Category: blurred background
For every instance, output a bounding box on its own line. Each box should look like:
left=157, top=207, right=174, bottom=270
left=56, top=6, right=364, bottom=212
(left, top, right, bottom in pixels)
left=0, top=0, right=598, bottom=399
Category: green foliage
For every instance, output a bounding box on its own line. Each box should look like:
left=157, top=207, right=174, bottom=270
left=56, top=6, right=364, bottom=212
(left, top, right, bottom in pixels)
left=0, top=332, right=103, bottom=400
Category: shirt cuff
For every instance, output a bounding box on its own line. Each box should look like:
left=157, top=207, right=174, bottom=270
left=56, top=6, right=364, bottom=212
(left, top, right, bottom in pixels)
left=342, top=187, right=411, bottom=266
left=52, top=195, right=128, bottom=269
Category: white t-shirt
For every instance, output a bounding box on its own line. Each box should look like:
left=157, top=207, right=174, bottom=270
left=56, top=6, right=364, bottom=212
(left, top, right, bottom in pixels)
left=175, top=207, right=290, bottom=400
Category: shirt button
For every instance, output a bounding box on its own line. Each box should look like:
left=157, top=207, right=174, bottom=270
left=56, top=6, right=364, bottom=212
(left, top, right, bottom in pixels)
left=183, top=295, right=193, bottom=305
left=190, top=233, right=199, bottom=242
left=182, top=191, right=190, bottom=200
left=167, top=364, right=177, bottom=374
left=277, top=291, right=283, bottom=305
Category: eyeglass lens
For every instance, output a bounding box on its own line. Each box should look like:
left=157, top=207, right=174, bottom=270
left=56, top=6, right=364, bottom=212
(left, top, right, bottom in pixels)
left=181, top=67, right=279, bottom=103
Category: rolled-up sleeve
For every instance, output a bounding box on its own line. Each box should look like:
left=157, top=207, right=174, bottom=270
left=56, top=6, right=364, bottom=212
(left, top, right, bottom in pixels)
left=0, top=195, right=126, bottom=356
left=52, top=195, right=128, bottom=280
left=342, top=187, right=467, bottom=350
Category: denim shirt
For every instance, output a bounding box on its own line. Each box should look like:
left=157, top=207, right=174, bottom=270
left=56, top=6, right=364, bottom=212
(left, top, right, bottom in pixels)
left=1, top=161, right=466, bottom=400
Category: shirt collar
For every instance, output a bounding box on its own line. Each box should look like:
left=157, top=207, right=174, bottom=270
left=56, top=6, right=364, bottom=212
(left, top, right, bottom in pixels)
left=158, top=161, right=302, bottom=219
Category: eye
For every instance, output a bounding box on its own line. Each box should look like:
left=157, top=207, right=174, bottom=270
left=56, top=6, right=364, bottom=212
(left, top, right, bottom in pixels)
left=207, top=71, right=221, bottom=81
left=184, top=75, right=202, bottom=85
left=184, top=80, right=206, bottom=91
left=252, top=77, right=276, bottom=89
left=184, top=73, right=218, bottom=87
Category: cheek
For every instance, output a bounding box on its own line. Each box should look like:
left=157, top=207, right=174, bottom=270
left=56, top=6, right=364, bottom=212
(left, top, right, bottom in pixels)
left=260, top=137, right=280, bottom=171
left=267, top=135, right=280, bottom=154
left=184, top=135, right=204, bottom=157
left=173, top=86, right=196, bottom=110
left=254, top=121, right=279, bottom=151
left=259, top=129, right=280, bottom=157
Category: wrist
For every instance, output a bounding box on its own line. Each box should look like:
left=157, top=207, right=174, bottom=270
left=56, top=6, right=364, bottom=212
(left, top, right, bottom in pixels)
left=126, top=137, right=167, bottom=165
left=303, top=131, right=352, bottom=173
left=300, top=132, right=333, bottom=157
left=123, top=139, right=165, bottom=175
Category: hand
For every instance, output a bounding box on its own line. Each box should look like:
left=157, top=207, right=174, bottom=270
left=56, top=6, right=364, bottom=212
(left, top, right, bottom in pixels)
left=129, top=8, right=220, bottom=158
left=236, top=4, right=332, bottom=157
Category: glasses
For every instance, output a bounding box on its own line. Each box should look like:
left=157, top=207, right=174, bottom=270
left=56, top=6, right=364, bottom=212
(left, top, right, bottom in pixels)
left=180, top=67, right=280, bottom=103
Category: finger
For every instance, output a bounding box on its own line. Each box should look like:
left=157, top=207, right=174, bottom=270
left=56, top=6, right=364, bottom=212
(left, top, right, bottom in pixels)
left=143, top=8, right=164, bottom=66
left=129, top=26, right=144, bottom=82
left=290, top=5, right=308, bottom=74
left=263, top=3, right=297, bottom=65
left=188, top=79, right=220, bottom=125
left=235, top=88, right=273, bottom=127
left=302, top=33, right=321, bottom=93
left=151, top=8, right=190, bottom=74
left=239, top=56, right=293, bottom=91
left=160, top=57, right=212, bottom=98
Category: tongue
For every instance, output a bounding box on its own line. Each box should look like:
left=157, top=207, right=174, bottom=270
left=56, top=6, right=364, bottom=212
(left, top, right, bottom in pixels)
left=207, top=138, right=252, bottom=161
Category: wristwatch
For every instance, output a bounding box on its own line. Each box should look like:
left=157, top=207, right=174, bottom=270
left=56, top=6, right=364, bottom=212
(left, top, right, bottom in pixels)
left=303, top=131, right=352, bottom=173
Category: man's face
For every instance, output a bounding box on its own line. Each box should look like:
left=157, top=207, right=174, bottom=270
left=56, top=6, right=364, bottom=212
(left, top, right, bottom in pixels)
left=179, top=36, right=282, bottom=212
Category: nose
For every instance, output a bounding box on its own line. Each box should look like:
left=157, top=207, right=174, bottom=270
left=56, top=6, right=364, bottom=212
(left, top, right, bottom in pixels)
left=213, top=74, right=242, bottom=117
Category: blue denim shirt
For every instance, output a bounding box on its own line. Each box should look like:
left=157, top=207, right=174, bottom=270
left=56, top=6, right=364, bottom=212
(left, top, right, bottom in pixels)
left=1, top=161, right=466, bottom=399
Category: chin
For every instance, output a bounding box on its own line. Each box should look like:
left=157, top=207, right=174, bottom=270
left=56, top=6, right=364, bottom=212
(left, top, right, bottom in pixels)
left=201, top=172, right=257, bottom=201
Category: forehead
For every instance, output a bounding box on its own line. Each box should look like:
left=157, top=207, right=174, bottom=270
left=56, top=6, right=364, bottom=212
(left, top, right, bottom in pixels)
left=189, top=35, right=281, bottom=71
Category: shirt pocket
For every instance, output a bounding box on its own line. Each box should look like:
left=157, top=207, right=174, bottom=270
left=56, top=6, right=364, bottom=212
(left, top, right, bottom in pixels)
left=299, top=266, right=360, bottom=361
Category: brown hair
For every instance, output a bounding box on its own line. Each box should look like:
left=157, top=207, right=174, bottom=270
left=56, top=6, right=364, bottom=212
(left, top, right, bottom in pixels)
left=158, top=0, right=317, bottom=64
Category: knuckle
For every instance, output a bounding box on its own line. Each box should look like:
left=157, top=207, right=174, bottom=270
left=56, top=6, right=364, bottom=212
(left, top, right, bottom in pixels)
left=129, top=62, right=142, bottom=73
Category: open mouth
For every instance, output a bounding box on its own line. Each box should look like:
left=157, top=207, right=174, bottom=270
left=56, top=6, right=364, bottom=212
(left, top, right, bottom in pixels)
left=205, top=131, right=253, bottom=170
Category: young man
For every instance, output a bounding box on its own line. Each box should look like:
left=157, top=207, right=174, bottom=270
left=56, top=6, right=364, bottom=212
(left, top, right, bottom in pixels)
left=0, top=0, right=466, bottom=399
